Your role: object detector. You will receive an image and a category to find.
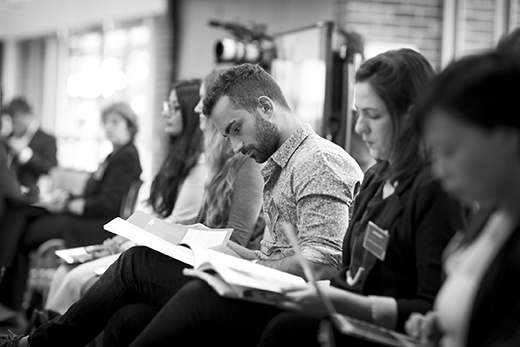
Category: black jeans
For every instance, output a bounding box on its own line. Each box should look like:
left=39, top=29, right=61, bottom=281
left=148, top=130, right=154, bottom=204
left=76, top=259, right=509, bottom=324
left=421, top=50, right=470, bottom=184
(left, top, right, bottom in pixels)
left=128, top=279, right=283, bottom=347
left=257, top=312, right=382, bottom=347
left=126, top=280, right=383, bottom=347
left=28, top=246, right=193, bottom=347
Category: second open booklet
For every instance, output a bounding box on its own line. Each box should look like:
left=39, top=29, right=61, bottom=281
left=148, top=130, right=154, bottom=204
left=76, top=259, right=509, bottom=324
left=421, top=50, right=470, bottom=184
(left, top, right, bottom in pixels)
left=103, top=210, right=306, bottom=305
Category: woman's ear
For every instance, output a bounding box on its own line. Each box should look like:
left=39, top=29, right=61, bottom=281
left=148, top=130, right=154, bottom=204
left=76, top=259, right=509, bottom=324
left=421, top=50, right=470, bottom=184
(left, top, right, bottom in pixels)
left=258, top=96, right=274, bottom=118
left=404, top=105, right=415, bottom=124
left=498, top=126, right=520, bottom=156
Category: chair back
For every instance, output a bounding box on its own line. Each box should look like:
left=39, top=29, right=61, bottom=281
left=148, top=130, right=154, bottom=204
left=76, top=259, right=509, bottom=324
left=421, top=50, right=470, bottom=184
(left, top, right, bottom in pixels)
left=119, top=179, right=143, bottom=219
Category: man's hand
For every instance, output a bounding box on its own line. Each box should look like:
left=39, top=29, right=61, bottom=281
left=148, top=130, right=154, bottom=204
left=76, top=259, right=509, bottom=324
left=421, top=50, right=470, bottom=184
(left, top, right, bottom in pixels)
left=226, top=241, right=258, bottom=260
left=183, top=223, right=210, bottom=230
left=209, top=243, right=241, bottom=258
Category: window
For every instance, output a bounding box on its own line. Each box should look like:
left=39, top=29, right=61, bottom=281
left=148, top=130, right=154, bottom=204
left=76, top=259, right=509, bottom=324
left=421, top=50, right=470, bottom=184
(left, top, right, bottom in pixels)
left=56, top=22, right=151, bottom=172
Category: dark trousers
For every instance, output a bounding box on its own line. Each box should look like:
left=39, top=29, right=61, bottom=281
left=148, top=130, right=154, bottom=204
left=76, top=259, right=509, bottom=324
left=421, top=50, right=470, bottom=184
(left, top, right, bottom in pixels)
left=28, top=246, right=193, bottom=347
left=128, top=279, right=283, bottom=347
left=126, top=281, right=384, bottom=347
left=257, top=312, right=382, bottom=347
left=0, top=203, right=26, bottom=271
left=0, top=209, right=114, bottom=311
left=103, top=303, right=159, bottom=347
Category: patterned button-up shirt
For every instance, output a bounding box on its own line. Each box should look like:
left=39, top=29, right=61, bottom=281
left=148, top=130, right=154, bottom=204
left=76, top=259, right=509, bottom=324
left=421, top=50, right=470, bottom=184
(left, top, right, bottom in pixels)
left=258, top=124, right=363, bottom=269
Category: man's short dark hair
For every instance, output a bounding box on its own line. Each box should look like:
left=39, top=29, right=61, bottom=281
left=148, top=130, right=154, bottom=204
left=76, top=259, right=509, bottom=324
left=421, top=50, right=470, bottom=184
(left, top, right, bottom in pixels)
left=5, top=97, right=32, bottom=117
left=202, top=63, right=290, bottom=118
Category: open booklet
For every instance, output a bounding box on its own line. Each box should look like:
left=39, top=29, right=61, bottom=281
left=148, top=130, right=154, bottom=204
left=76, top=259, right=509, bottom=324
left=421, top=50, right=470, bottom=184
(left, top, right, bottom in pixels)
left=280, top=222, right=421, bottom=347
left=181, top=244, right=306, bottom=305
left=103, top=210, right=306, bottom=305
left=55, top=244, right=110, bottom=264
left=102, top=210, right=234, bottom=266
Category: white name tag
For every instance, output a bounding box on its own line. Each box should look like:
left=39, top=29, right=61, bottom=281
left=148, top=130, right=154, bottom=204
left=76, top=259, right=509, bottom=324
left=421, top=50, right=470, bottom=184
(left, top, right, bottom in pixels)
left=363, top=221, right=390, bottom=261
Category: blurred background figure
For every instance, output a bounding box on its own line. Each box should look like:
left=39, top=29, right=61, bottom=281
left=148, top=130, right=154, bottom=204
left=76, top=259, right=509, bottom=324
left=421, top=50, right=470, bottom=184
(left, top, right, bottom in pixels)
left=0, top=90, right=41, bottom=326
left=3, top=97, right=57, bottom=195
left=0, top=101, right=142, bottom=324
left=43, top=78, right=207, bottom=318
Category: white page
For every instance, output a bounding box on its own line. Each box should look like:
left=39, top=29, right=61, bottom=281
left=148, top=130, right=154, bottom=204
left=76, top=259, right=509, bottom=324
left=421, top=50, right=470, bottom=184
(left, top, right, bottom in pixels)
left=182, top=228, right=231, bottom=248
left=104, top=217, right=195, bottom=266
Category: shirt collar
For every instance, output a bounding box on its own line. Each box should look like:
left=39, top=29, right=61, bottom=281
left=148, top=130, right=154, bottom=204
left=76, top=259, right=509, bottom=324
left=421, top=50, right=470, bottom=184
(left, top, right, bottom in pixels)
left=262, top=123, right=314, bottom=176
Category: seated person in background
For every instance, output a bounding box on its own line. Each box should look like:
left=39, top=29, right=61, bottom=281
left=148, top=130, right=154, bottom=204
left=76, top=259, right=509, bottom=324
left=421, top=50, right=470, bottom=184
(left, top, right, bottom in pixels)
left=3, top=97, right=57, bottom=193
left=125, top=49, right=467, bottom=347
left=0, top=91, right=39, bottom=324
left=0, top=101, right=142, bottom=318
left=0, top=62, right=364, bottom=347
left=404, top=51, right=520, bottom=347
left=43, top=79, right=208, bottom=316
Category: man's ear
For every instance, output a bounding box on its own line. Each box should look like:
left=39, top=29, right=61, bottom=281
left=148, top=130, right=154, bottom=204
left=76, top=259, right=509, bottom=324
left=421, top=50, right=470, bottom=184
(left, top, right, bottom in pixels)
left=258, top=96, right=274, bottom=118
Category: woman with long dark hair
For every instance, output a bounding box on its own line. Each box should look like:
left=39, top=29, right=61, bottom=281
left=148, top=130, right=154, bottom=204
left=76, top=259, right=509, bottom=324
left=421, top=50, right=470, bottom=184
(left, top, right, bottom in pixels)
left=147, top=79, right=205, bottom=220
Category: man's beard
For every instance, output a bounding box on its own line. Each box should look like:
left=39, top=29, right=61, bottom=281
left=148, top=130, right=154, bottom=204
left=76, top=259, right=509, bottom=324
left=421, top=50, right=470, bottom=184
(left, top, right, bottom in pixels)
left=243, top=115, right=279, bottom=163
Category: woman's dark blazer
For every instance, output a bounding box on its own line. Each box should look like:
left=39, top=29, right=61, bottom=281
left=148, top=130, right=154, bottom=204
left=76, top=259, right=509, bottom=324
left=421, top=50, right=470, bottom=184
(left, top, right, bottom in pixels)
left=464, top=208, right=520, bottom=347
left=14, top=128, right=58, bottom=189
left=330, top=163, right=466, bottom=332
left=78, top=141, right=142, bottom=217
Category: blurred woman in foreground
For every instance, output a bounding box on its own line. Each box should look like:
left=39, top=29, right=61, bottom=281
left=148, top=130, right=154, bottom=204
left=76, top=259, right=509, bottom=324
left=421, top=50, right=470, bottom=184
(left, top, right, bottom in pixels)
left=405, top=51, right=520, bottom=347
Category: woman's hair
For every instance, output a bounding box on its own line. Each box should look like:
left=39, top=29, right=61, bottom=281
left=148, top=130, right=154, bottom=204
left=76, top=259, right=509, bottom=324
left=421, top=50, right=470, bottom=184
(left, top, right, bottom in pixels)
left=203, top=65, right=231, bottom=98
left=355, top=48, right=436, bottom=182
left=101, top=102, right=139, bottom=141
left=147, top=79, right=204, bottom=218
left=414, top=51, right=520, bottom=133
left=497, top=27, right=520, bottom=57
left=196, top=65, right=250, bottom=228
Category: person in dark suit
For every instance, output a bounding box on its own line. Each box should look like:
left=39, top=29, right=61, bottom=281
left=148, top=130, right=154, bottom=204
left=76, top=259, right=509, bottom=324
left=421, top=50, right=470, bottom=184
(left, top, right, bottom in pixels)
left=0, top=91, right=38, bottom=324
left=404, top=51, right=520, bottom=347
left=0, top=101, right=142, bottom=317
left=4, top=97, right=57, bottom=191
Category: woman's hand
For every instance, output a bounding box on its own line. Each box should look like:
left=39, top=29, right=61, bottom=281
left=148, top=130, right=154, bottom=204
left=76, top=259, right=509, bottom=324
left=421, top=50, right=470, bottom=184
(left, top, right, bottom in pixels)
left=405, top=311, right=442, bottom=347
left=103, top=235, right=135, bottom=254
left=46, top=189, right=70, bottom=213
left=276, top=282, right=330, bottom=318
left=67, top=197, right=86, bottom=215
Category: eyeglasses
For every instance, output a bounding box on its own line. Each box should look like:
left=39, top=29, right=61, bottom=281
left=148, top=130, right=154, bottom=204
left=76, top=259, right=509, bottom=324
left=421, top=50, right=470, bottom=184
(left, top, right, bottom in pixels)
left=163, top=101, right=181, bottom=113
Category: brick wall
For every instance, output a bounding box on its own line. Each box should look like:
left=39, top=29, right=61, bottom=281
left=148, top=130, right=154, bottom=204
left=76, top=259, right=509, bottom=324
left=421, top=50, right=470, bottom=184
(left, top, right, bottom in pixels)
left=337, top=0, right=444, bottom=70
left=512, top=0, right=520, bottom=30
left=336, top=0, right=520, bottom=71
left=459, top=0, right=495, bottom=56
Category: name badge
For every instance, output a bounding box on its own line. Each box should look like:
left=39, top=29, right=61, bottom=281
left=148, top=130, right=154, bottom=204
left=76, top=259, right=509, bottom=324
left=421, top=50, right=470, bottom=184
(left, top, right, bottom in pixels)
left=363, top=221, right=389, bottom=261
left=268, top=199, right=279, bottom=227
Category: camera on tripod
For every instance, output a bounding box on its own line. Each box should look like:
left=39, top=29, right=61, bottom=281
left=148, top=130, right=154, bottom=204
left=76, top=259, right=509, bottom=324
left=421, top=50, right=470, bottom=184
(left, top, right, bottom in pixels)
left=210, top=19, right=276, bottom=70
